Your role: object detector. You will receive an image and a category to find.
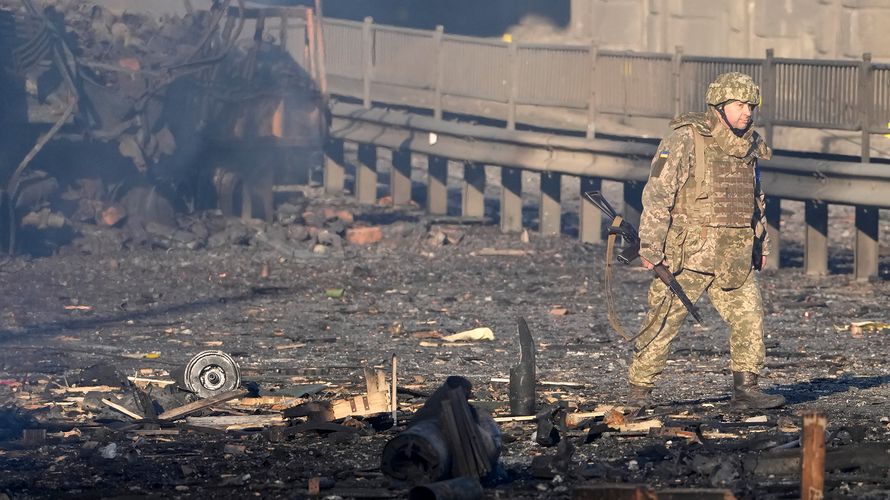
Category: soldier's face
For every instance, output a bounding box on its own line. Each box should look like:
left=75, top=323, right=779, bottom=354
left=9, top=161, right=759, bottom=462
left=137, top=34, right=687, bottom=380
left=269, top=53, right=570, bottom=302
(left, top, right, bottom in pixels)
left=722, top=101, right=754, bottom=129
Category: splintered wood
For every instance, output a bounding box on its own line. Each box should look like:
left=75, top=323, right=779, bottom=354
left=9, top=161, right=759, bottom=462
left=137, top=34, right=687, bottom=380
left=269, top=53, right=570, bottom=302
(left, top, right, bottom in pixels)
left=157, top=389, right=250, bottom=422
left=330, top=391, right=390, bottom=420
left=802, top=411, right=827, bottom=500
left=186, top=415, right=285, bottom=431
left=283, top=362, right=396, bottom=422
left=565, top=405, right=625, bottom=428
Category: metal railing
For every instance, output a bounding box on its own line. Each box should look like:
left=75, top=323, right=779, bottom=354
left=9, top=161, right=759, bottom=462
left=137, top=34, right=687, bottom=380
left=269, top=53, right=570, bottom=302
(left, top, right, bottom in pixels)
left=319, top=17, right=890, bottom=141
left=268, top=15, right=887, bottom=280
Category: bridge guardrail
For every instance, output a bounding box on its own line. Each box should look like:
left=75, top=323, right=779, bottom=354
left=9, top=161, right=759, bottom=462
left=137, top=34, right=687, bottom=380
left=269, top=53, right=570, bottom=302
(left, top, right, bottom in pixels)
left=320, top=17, right=890, bottom=139
left=247, top=14, right=887, bottom=279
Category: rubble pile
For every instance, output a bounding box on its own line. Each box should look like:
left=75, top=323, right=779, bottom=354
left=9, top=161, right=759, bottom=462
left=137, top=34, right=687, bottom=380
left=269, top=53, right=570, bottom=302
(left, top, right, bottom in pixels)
left=1, top=0, right=324, bottom=256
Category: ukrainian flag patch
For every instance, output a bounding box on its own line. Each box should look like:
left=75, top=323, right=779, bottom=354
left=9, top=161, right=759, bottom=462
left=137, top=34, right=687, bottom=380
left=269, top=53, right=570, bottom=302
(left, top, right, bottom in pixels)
left=658, top=150, right=669, bottom=159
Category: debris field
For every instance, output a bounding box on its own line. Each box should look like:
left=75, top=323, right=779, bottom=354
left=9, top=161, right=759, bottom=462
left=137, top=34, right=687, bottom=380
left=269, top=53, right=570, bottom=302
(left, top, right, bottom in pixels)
left=0, top=183, right=889, bottom=500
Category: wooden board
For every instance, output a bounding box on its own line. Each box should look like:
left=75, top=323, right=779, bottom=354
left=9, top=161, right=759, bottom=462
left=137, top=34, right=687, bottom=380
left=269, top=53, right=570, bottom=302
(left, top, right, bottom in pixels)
left=157, top=389, right=250, bottom=422
left=330, top=391, right=389, bottom=420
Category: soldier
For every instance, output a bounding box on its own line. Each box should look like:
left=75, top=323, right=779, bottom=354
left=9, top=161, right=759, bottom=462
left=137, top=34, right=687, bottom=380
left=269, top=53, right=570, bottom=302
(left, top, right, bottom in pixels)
left=627, top=72, right=785, bottom=410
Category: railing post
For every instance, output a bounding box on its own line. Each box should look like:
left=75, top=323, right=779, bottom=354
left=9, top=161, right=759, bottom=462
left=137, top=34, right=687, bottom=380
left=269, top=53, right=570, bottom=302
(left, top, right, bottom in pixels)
left=623, top=181, right=643, bottom=231
left=579, top=177, right=602, bottom=244
left=433, top=25, right=445, bottom=120
left=391, top=148, right=412, bottom=206
left=539, top=172, right=561, bottom=235
left=323, top=138, right=345, bottom=194
left=765, top=196, right=781, bottom=270
left=762, top=48, right=776, bottom=145
left=671, top=45, right=683, bottom=117
left=855, top=207, right=878, bottom=281
left=586, top=43, right=598, bottom=139
left=279, top=12, right=288, bottom=52
left=507, top=41, right=518, bottom=130
left=859, top=53, right=873, bottom=164
left=427, top=155, right=448, bottom=214
left=500, top=167, right=522, bottom=233
left=462, top=162, right=486, bottom=218
left=362, top=16, right=373, bottom=109
left=855, top=52, right=878, bottom=281
left=313, top=0, right=328, bottom=95
left=356, top=143, right=377, bottom=204
left=805, top=200, right=828, bottom=276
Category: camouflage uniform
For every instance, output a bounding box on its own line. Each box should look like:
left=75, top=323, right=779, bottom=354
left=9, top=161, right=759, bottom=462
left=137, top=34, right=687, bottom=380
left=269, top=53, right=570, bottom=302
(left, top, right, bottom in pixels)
left=628, top=73, right=772, bottom=389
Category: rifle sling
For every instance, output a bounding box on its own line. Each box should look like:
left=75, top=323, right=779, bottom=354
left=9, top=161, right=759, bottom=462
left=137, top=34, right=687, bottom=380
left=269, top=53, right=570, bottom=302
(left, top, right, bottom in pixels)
left=604, top=216, right=665, bottom=342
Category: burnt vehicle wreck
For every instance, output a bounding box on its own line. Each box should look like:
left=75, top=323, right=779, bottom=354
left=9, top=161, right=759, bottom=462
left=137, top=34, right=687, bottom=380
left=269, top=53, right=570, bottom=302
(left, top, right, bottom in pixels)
left=0, top=0, right=326, bottom=255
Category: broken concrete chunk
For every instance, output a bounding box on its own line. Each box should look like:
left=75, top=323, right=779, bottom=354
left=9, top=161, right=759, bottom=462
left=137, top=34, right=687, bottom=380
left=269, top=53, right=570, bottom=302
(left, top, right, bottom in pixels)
left=99, top=204, right=127, bottom=227
left=346, top=226, right=383, bottom=245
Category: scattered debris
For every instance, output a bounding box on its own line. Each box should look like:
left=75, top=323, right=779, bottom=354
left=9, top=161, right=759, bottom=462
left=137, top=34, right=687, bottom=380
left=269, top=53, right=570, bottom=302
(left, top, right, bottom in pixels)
left=172, top=350, right=242, bottom=398
left=490, top=378, right=585, bottom=388
left=346, top=226, right=383, bottom=245
left=381, top=376, right=501, bottom=485
left=408, top=476, right=483, bottom=500
left=476, top=248, right=532, bottom=256
left=833, top=321, right=890, bottom=337
left=158, top=388, right=251, bottom=422
left=572, top=484, right=737, bottom=499
left=442, top=328, right=495, bottom=342
left=508, top=317, right=536, bottom=416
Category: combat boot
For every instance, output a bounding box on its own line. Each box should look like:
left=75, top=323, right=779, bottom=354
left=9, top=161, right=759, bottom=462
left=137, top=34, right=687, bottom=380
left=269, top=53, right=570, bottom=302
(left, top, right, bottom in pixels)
left=730, top=371, right=785, bottom=409
left=627, top=384, right=653, bottom=408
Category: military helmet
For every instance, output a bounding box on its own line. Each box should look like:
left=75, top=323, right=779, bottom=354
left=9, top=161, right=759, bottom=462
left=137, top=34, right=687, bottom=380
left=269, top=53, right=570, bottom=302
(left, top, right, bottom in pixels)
left=705, top=72, right=761, bottom=107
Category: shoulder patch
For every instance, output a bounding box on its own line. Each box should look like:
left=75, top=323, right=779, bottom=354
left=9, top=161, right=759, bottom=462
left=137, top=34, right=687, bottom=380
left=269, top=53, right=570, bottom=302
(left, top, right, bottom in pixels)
left=651, top=156, right=667, bottom=178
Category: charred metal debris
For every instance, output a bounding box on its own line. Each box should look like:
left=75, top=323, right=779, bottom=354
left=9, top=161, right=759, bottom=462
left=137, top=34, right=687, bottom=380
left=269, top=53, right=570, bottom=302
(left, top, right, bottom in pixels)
left=0, top=0, right=327, bottom=255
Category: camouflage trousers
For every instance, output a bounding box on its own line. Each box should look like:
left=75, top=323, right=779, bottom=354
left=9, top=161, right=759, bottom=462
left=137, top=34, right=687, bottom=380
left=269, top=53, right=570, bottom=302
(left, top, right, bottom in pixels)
left=628, top=268, right=765, bottom=387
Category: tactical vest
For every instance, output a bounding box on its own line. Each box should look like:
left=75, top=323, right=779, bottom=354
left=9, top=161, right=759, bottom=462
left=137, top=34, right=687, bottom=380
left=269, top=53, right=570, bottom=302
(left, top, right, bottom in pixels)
left=671, top=112, right=757, bottom=228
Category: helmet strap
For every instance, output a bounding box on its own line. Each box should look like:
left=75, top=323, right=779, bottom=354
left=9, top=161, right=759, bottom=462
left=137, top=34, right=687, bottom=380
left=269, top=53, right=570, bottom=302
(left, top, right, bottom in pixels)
left=715, top=103, right=752, bottom=137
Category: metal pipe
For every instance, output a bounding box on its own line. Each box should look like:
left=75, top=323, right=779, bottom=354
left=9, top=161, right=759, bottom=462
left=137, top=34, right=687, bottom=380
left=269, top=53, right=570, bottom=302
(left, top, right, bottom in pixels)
left=408, top=477, right=483, bottom=500
left=381, top=418, right=451, bottom=484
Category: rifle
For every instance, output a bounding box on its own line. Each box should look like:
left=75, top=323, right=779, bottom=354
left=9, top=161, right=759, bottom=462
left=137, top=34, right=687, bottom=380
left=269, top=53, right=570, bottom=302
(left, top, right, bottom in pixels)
left=584, top=191, right=704, bottom=325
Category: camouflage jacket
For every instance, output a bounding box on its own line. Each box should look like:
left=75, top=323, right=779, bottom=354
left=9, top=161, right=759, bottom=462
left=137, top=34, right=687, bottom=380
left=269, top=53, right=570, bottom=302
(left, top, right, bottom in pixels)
left=638, top=109, right=771, bottom=286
